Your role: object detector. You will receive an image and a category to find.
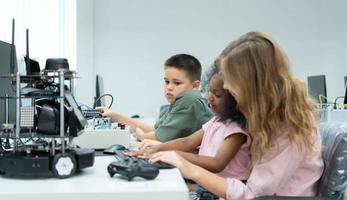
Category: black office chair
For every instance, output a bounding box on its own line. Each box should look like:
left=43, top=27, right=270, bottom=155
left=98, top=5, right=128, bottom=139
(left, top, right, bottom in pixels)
left=253, top=122, right=347, bottom=200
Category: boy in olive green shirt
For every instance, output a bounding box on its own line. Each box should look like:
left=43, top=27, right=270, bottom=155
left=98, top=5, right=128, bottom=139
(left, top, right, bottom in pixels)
left=98, top=54, right=213, bottom=142
left=154, top=90, right=211, bottom=142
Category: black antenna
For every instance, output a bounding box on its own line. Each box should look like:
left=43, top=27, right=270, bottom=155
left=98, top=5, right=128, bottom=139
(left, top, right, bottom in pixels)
left=24, top=28, right=40, bottom=75
left=10, top=19, right=15, bottom=74
left=94, top=75, right=101, bottom=108
left=26, top=29, right=30, bottom=72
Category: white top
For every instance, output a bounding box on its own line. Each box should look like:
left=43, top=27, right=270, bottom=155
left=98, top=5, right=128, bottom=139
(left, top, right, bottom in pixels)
left=0, top=156, right=189, bottom=200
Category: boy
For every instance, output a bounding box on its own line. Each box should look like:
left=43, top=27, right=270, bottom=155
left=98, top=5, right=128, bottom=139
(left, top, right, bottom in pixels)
left=97, top=54, right=213, bottom=142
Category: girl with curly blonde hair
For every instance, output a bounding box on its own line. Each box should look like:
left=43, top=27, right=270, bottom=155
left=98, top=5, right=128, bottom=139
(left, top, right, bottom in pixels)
left=149, top=32, right=324, bottom=199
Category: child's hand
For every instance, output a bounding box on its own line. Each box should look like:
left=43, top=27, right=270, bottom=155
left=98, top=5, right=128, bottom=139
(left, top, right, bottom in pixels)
left=130, top=139, right=163, bottom=158
left=139, top=139, right=162, bottom=150
left=95, top=106, right=111, bottom=117
left=125, top=150, right=141, bottom=157
left=126, top=144, right=160, bottom=159
left=149, top=151, right=196, bottom=179
left=132, top=127, right=145, bottom=141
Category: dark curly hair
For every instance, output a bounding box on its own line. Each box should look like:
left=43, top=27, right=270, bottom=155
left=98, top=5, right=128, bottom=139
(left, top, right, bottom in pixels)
left=202, top=62, right=246, bottom=127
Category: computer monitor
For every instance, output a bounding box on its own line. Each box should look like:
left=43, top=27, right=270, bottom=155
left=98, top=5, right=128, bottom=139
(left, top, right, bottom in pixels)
left=0, top=40, right=18, bottom=126
left=307, top=75, right=327, bottom=104
left=65, top=91, right=88, bottom=129
left=24, top=57, right=40, bottom=75
left=94, top=74, right=105, bottom=108
left=24, top=29, right=40, bottom=75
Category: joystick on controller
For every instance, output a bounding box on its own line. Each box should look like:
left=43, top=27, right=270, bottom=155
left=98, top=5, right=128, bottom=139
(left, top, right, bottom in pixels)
left=107, top=161, right=159, bottom=181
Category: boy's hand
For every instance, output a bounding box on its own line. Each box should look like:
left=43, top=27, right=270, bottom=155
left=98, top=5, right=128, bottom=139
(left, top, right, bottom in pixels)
left=139, top=139, right=162, bottom=150
left=95, top=106, right=112, bottom=118
left=126, top=144, right=161, bottom=159
left=132, top=127, right=146, bottom=141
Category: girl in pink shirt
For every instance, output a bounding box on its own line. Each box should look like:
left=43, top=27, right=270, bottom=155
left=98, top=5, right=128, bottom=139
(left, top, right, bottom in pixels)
left=131, top=66, right=251, bottom=199
left=149, top=32, right=324, bottom=199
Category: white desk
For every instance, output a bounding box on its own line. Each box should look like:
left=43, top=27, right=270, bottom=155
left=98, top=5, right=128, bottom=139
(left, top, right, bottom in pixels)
left=0, top=156, right=189, bottom=200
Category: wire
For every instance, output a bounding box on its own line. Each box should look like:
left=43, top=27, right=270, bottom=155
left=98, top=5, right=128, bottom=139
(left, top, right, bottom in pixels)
left=93, top=93, right=114, bottom=109
left=78, top=102, right=93, bottom=110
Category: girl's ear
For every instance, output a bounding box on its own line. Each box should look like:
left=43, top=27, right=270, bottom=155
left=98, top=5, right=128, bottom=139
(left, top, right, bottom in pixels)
left=192, top=80, right=201, bottom=89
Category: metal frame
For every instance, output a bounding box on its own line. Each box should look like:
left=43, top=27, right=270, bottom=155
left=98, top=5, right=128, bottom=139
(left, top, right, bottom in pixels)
left=2, top=70, right=78, bottom=155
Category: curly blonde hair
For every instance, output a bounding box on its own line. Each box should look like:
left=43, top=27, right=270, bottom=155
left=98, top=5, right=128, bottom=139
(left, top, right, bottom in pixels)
left=219, top=32, right=318, bottom=165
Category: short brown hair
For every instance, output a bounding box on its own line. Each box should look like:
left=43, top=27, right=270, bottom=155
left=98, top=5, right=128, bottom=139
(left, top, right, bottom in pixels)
left=164, top=54, right=201, bottom=82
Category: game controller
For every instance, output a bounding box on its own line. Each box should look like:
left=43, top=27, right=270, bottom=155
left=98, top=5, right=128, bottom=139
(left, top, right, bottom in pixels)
left=107, top=161, right=159, bottom=181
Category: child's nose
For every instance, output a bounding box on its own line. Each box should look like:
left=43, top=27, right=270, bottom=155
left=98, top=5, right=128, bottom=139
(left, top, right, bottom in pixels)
left=167, top=83, right=174, bottom=89
left=208, top=94, right=214, bottom=102
left=167, top=83, right=174, bottom=90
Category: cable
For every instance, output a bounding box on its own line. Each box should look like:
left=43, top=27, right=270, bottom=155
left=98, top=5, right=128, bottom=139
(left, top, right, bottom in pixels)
left=78, top=102, right=93, bottom=110
left=93, top=93, right=114, bottom=109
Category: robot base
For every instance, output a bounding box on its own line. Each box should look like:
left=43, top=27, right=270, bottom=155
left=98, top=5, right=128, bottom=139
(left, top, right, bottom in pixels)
left=0, top=148, right=94, bottom=178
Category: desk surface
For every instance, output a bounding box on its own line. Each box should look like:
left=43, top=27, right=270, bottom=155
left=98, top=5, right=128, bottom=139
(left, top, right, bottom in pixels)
left=0, top=156, right=189, bottom=200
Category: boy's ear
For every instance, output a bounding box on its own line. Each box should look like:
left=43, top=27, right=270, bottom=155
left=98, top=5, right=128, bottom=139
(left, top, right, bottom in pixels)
left=192, top=80, right=200, bottom=89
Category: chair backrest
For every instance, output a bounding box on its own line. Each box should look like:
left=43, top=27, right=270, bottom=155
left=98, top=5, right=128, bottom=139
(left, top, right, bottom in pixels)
left=318, top=122, right=347, bottom=199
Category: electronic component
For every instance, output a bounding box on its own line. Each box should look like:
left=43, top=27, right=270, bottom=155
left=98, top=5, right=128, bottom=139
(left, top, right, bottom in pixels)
left=20, top=106, right=35, bottom=128
left=82, top=109, right=103, bottom=118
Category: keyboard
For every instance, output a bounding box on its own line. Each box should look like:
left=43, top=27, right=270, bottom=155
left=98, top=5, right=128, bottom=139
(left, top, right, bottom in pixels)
left=82, top=109, right=102, bottom=118
left=112, top=150, right=174, bottom=169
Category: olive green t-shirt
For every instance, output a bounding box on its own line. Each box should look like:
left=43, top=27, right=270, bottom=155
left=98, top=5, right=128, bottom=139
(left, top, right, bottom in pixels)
left=154, top=90, right=213, bottom=142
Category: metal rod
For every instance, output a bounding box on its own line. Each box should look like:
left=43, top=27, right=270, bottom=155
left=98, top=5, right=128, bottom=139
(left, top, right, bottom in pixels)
left=14, top=72, right=20, bottom=151
left=71, top=75, right=75, bottom=96
left=59, top=71, right=65, bottom=153
left=5, top=94, right=9, bottom=124
left=51, top=138, right=55, bottom=156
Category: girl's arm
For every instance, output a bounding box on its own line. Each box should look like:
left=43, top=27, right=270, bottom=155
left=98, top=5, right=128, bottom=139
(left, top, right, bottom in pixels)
left=150, top=151, right=228, bottom=199
left=129, top=129, right=204, bottom=157
left=177, top=133, right=246, bottom=173
left=152, top=129, right=203, bottom=151
left=96, top=107, right=155, bottom=132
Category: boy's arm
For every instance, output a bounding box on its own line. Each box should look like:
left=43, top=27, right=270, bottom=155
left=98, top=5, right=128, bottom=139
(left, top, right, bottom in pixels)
left=96, top=107, right=155, bottom=132
left=177, top=133, right=246, bottom=173
left=110, top=112, right=155, bottom=132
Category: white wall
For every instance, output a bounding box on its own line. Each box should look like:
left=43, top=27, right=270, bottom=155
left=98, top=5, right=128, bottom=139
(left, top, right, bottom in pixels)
left=76, top=0, right=94, bottom=106
left=77, top=0, right=347, bottom=117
